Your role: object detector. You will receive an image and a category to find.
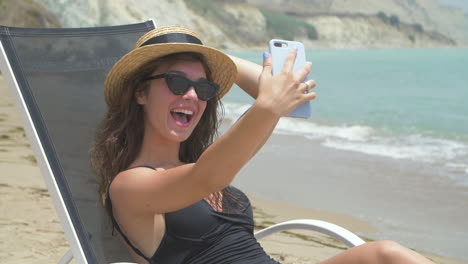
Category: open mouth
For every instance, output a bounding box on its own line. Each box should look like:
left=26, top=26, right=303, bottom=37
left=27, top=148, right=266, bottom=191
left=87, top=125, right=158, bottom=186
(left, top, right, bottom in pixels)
left=170, top=108, right=194, bottom=126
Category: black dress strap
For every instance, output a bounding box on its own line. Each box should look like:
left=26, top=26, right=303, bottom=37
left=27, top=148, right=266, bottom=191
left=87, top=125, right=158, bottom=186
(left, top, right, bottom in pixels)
left=106, top=190, right=151, bottom=261
left=106, top=165, right=157, bottom=261
left=123, top=165, right=157, bottom=171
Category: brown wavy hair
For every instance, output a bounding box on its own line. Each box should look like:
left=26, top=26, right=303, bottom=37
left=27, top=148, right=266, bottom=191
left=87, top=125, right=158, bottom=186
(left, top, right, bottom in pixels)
left=91, top=52, right=243, bottom=215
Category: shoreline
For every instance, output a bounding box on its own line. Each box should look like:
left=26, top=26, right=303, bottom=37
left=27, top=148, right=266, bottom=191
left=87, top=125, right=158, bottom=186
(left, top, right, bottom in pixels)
left=225, top=46, right=468, bottom=53
left=1, top=76, right=467, bottom=263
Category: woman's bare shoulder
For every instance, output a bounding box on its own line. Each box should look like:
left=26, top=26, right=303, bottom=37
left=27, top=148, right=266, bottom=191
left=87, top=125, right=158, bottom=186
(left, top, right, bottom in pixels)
left=108, top=163, right=215, bottom=214
left=110, top=166, right=163, bottom=196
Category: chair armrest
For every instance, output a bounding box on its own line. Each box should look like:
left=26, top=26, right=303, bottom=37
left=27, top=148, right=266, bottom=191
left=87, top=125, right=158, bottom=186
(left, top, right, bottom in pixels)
left=254, top=219, right=365, bottom=248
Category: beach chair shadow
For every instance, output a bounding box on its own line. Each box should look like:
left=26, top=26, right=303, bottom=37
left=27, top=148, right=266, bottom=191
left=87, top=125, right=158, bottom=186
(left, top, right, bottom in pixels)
left=0, top=21, right=364, bottom=264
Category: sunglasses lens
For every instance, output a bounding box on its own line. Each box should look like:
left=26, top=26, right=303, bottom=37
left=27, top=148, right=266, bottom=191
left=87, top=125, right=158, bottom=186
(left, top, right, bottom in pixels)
left=195, top=82, right=218, bottom=101
left=166, top=75, right=190, bottom=95
left=165, top=74, right=219, bottom=101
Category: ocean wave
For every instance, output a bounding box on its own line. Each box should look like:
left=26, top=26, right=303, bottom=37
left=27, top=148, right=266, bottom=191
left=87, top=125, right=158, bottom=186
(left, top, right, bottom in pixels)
left=321, top=135, right=468, bottom=186
left=323, top=135, right=467, bottom=161
left=277, top=118, right=375, bottom=141
left=222, top=101, right=468, bottom=184
left=223, top=102, right=252, bottom=118
left=223, top=102, right=377, bottom=141
left=223, top=102, right=375, bottom=141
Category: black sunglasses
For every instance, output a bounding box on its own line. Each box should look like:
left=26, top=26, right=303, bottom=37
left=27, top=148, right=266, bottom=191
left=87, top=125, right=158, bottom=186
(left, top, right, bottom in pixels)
left=141, top=72, right=219, bottom=101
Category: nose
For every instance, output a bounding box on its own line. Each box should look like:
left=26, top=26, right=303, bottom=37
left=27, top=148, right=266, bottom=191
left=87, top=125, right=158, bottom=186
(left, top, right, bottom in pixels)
left=182, top=86, right=198, bottom=100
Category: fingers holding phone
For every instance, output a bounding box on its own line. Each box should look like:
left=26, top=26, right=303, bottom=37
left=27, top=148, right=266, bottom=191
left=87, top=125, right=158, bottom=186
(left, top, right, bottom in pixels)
left=257, top=41, right=316, bottom=118
left=280, top=48, right=315, bottom=100
left=280, top=46, right=300, bottom=74
left=294, top=58, right=316, bottom=93
left=257, top=48, right=314, bottom=118
left=272, top=40, right=315, bottom=118
left=302, top=78, right=317, bottom=95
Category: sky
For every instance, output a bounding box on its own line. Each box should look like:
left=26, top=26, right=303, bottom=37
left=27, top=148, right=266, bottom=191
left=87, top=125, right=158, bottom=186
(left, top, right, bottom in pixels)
left=438, top=0, right=468, bottom=13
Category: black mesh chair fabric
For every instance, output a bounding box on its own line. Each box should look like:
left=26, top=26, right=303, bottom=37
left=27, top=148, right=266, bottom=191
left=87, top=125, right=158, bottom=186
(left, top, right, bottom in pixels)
left=0, top=21, right=155, bottom=263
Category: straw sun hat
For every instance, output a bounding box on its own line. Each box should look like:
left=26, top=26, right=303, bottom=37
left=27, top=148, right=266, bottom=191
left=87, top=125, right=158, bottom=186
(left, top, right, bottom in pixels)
left=104, top=26, right=237, bottom=106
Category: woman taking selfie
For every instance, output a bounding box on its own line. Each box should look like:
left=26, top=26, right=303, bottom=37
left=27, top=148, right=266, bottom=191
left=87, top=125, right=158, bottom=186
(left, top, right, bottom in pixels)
left=92, top=26, right=434, bottom=264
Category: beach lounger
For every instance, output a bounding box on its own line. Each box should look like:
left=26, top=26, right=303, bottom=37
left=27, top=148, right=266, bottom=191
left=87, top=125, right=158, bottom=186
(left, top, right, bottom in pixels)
left=0, top=21, right=364, bottom=264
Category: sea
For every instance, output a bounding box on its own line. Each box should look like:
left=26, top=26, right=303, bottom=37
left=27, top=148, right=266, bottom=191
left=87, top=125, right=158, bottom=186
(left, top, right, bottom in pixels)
left=222, top=49, right=468, bottom=260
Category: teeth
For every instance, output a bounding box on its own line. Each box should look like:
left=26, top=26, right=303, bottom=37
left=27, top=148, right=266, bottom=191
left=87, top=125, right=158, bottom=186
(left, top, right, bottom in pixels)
left=171, top=109, right=194, bottom=115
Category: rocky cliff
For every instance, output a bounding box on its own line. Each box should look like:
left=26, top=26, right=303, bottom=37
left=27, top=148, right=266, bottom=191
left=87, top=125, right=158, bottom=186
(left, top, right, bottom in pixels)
left=248, top=0, right=468, bottom=47
left=301, top=13, right=456, bottom=49
left=1, top=0, right=465, bottom=49
left=0, top=0, right=60, bottom=28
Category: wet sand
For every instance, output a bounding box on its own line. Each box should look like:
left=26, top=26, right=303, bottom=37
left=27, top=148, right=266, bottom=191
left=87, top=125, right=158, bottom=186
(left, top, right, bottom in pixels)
left=230, top=125, right=468, bottom=261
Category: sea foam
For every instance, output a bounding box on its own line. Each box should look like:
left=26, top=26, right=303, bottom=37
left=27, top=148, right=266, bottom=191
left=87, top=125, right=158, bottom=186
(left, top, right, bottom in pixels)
left=223, top=102, right=468, bottom=185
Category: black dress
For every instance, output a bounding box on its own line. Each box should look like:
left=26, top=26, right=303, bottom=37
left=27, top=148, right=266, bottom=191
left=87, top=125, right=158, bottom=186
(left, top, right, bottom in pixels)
left=107, top=167, right=280, bottom=264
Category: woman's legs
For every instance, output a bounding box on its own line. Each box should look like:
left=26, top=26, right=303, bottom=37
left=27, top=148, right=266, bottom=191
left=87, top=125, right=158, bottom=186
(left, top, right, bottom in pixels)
left=320, top=240, right=434, bottom=264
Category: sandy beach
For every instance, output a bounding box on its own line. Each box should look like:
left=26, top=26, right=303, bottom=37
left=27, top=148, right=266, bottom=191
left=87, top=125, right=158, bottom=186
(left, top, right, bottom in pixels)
left=1, top=75, right=466, bottom=264
left=0, top=76, right=71, bottom=263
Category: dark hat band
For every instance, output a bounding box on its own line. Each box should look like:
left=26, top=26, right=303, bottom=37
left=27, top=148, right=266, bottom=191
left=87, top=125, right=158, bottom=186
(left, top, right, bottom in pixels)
left=140, top=33, right=203, bottom=47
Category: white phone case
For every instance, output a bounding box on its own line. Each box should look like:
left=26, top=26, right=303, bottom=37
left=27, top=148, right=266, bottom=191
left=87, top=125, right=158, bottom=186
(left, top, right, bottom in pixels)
left=269, top=39, right=311, bottom=118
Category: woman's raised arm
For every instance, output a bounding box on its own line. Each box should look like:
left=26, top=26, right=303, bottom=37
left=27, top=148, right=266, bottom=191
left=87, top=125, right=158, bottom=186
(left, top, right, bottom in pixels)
left=228, top=54, right=263, bottom=99
left=111, top=50, right=315, bottom=215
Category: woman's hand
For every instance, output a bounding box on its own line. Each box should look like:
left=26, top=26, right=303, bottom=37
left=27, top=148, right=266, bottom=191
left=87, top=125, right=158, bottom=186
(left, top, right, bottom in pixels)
left=255, top=49, right=316, bottom=117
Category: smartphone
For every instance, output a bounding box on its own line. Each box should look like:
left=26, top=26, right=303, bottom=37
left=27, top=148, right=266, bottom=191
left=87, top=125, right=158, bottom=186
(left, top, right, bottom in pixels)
left=269, top=39, right=311, bottom=118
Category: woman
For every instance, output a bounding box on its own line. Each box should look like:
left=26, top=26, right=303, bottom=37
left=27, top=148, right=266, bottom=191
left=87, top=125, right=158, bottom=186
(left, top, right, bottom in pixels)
left=92, top=26, right=434, bottom=263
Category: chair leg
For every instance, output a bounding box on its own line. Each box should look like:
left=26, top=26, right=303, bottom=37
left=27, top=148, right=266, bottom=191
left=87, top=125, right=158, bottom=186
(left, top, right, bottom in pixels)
left=58, top=248, right=73, bottom=264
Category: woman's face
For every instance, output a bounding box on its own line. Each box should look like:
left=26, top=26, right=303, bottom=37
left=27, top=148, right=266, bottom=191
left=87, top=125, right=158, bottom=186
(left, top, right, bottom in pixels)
left=136, top=59, right=208, bottom=143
